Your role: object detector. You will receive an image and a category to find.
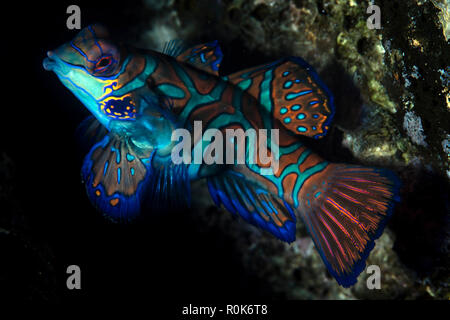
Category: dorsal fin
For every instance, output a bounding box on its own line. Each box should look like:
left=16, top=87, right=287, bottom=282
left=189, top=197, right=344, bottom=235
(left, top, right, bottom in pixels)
left=226, top=57, right=335, bottom=139
left=163, top=40, right=223, bottom=76
left=162, top=40, right=190, bottom=58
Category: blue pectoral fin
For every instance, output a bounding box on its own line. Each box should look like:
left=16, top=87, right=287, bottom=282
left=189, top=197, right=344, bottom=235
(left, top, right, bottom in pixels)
left=207, top=170, right=297, bottom=243
left=82, top=133, right=191, bottom=221
left=81, top=134, right=154, bottom=222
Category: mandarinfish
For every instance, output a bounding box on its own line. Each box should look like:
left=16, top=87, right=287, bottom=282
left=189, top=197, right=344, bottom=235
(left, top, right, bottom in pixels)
left=43, top=24, right=400, bottom=287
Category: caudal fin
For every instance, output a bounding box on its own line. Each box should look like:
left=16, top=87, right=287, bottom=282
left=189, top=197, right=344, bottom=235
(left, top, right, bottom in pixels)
left=295, top=164, right=400, bottom=287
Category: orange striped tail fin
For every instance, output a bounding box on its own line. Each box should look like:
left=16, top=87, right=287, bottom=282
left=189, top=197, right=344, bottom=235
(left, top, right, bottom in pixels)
left=295, top=164, right=400, bottom=287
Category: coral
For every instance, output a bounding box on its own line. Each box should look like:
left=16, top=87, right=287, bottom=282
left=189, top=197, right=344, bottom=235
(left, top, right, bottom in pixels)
left=380, top=0, right=449, bottom=178
left=442, top=134, right=450, bottom=156
left=431, top=0, right=450, bottom=41
left=443, top=134, right=450, bottom=178
left=403, top=111, right=428, bottom=147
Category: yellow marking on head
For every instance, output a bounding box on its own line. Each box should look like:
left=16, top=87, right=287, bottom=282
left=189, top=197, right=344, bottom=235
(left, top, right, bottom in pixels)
left=110, top=198, right=119, bottom=206
left=99, top=80, right=120, bottom=98
left=99, top=93, right=137, bottom=120
left=95, top=190, right=101, bottom=197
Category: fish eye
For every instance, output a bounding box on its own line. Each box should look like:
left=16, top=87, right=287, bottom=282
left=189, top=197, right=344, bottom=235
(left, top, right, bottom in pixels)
left=94, top=56, right=113, bottom=73
left=98, top=57, right=110, bottom=67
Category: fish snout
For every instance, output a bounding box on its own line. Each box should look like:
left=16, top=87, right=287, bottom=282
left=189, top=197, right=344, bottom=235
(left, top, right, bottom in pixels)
left=43, top=51, right=56, bottom=71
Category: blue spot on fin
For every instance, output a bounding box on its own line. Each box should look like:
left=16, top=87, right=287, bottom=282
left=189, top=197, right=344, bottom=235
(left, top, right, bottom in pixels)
left=173, top=40, right=223, bottom=76
left=81, top=133, right=190, bottom=222
left=226, top=56, right=335, bottom=139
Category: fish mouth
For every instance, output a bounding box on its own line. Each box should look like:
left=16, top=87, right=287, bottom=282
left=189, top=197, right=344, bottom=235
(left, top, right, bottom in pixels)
left=43, top=51, right=56, bottom=71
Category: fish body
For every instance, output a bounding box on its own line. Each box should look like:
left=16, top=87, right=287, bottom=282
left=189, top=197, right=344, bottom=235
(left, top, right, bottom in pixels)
left=43, top=25, right=400, bottom=287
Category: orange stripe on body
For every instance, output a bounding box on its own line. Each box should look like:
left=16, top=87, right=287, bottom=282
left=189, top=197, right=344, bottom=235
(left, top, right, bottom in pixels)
left=275, top=147, right=306, bottom=177
left=298, top=152, right=323, bottom=173
left=241, top=93, right=265, bottom=130
left=183, top=65, right=218, bottom=95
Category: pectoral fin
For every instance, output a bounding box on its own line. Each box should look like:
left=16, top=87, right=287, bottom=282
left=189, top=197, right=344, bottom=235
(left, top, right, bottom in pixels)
left=81, top=134, right=154, bottom=221
left=81, top=132, right=190, bottom=221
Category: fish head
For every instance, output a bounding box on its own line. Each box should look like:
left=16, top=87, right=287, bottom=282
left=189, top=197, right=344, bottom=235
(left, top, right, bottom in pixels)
left=43, top=24, right=129, bottom=127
